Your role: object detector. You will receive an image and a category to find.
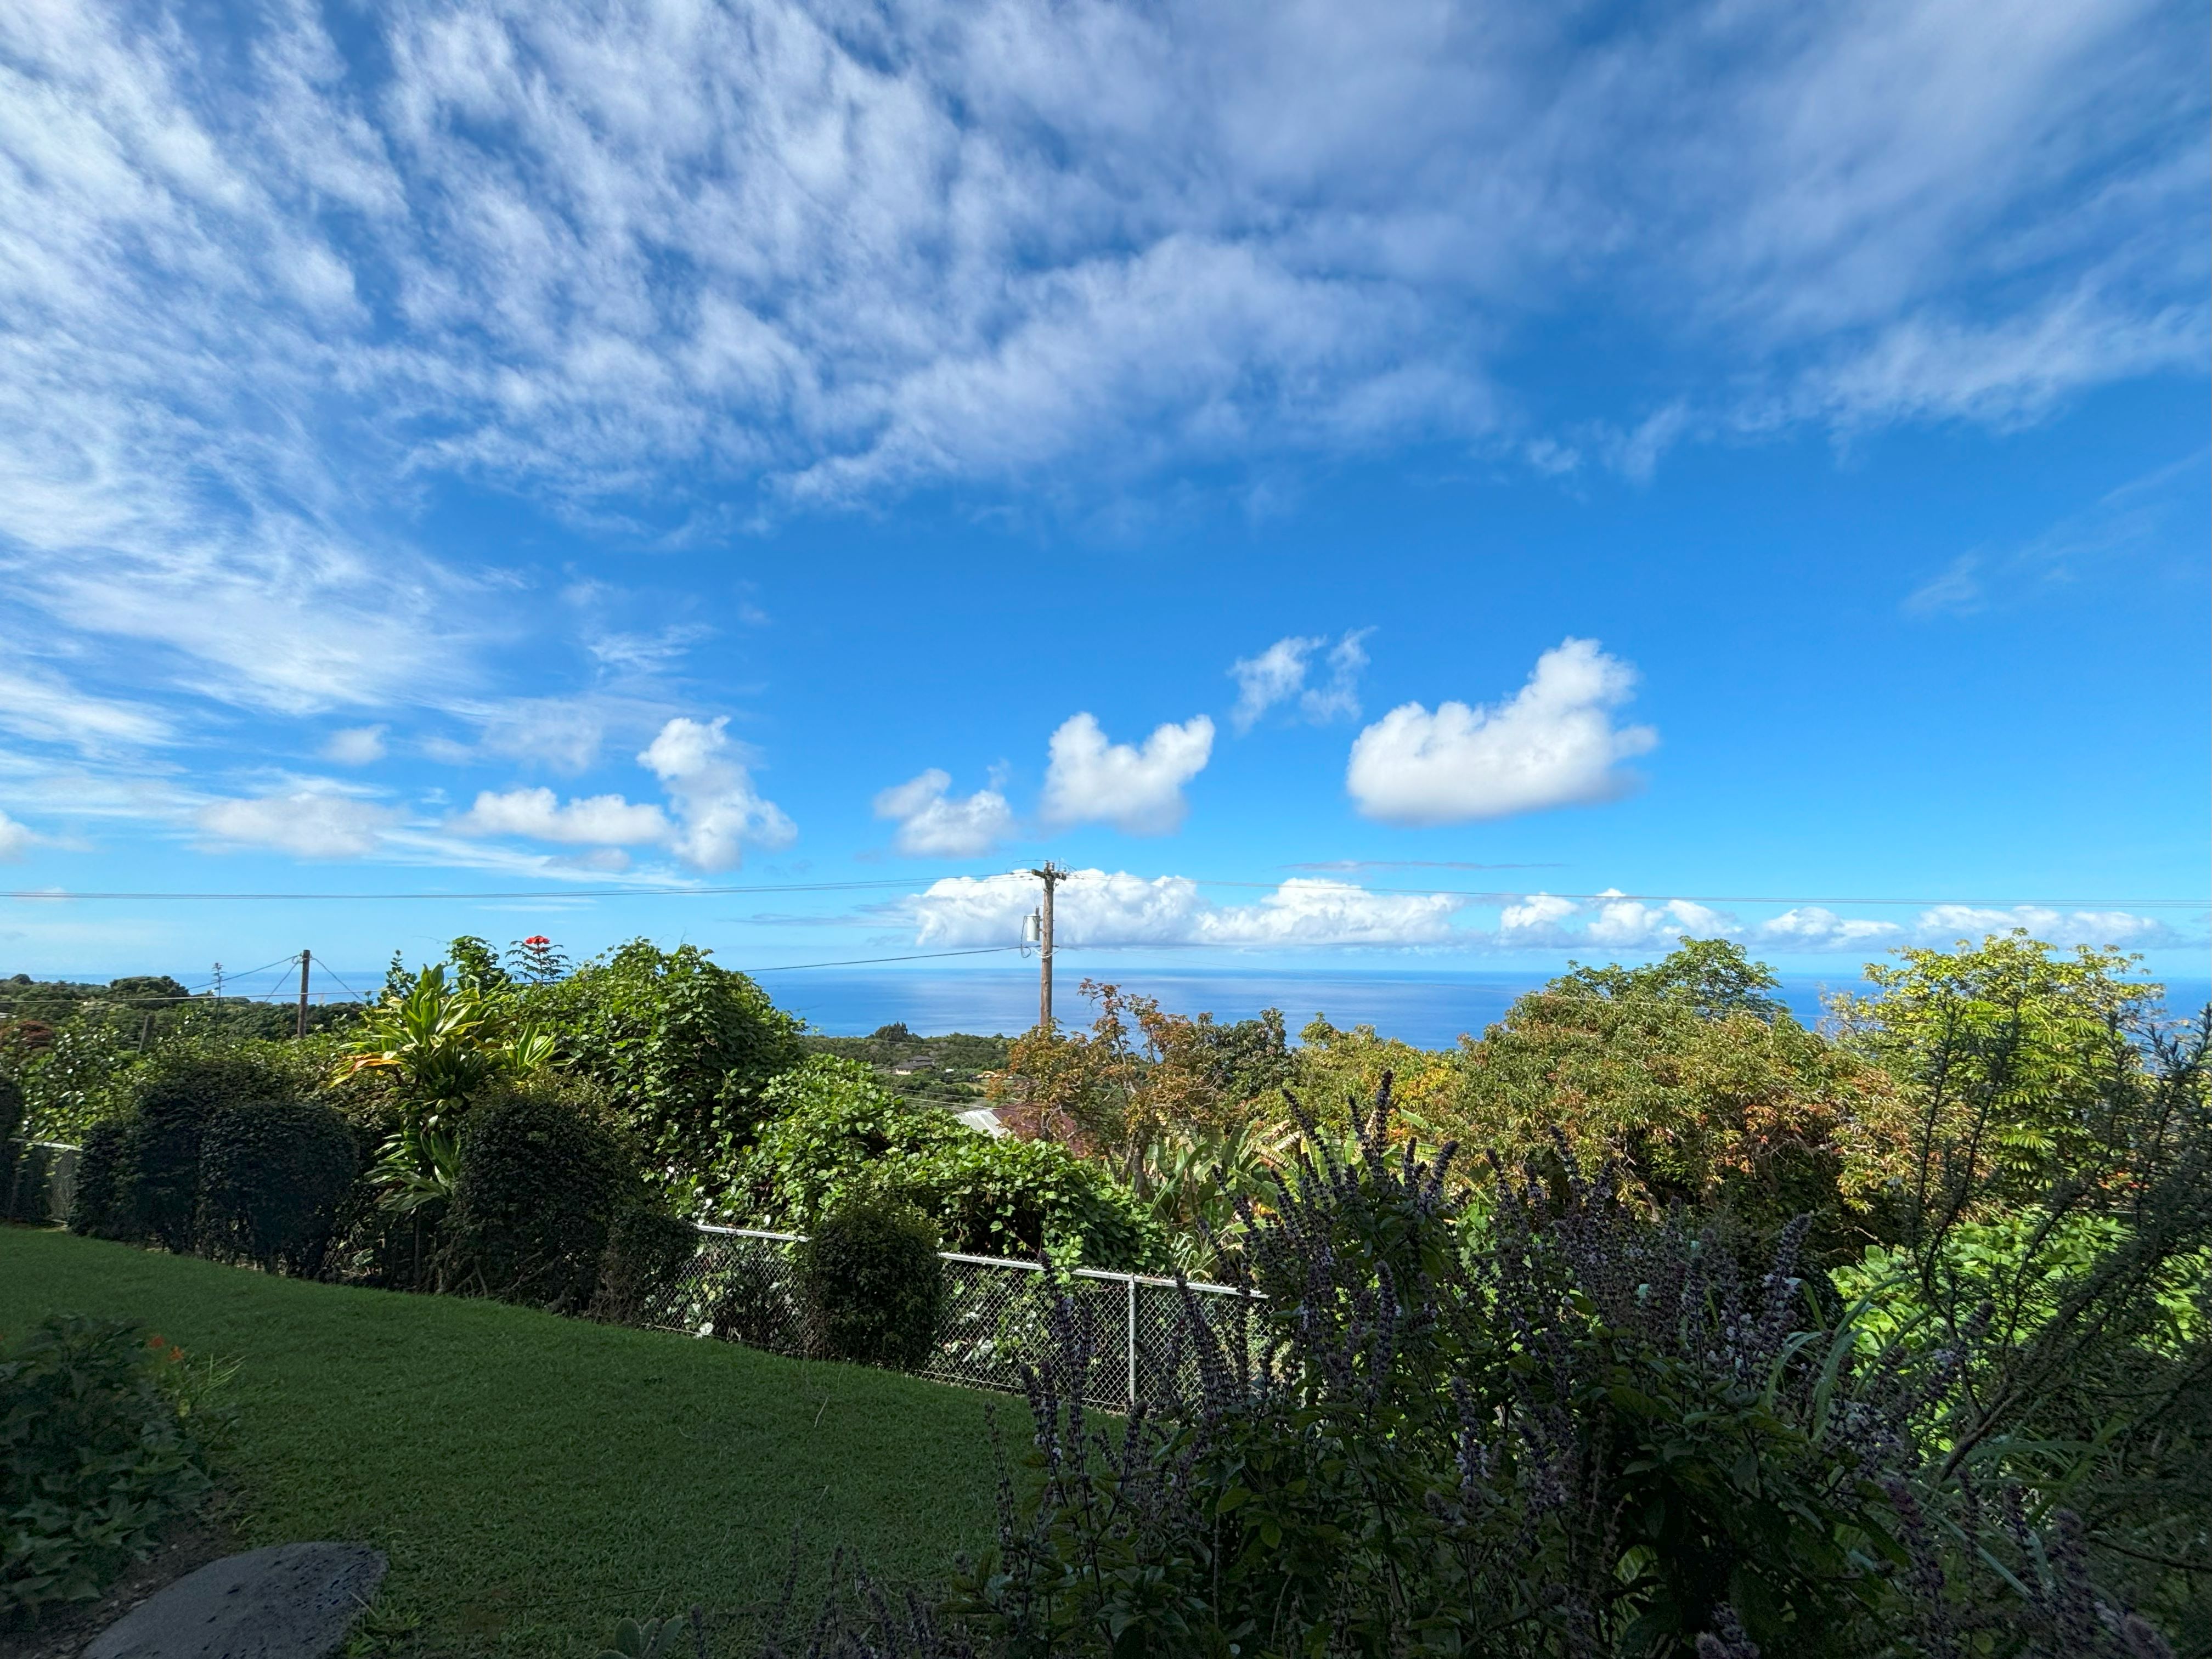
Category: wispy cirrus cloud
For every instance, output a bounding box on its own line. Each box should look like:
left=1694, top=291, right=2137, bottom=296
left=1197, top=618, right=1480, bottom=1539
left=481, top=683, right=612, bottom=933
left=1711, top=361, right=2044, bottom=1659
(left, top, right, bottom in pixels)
left=1, top=0, right=2197, bottom=715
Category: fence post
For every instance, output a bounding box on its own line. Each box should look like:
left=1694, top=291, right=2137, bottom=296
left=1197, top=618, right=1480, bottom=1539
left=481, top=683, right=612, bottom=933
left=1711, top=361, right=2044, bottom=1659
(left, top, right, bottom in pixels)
left=1126, top=1274, right=1138, bottom=1411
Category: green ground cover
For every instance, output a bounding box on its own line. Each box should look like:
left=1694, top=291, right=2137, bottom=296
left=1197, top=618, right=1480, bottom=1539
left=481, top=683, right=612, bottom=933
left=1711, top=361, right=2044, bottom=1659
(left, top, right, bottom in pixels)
left=0, top=1228, right=998, bottom=1655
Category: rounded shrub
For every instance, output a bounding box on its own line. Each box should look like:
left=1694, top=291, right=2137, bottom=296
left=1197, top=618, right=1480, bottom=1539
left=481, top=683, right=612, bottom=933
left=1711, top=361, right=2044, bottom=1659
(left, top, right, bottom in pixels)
left=195, top=1099, right=357, bottom=1274
left=66, top=1118, right=134, bottom=1240
left=445, top=1078, right=640, bottom=1310
left=119, top=1048, right=292, bottom=1252
left=792, top=1199, right=946, bottom=1371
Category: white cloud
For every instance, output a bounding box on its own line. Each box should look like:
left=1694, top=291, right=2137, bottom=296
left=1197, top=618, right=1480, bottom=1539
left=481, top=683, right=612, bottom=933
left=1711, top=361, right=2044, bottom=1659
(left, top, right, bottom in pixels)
left=1584, top=895, right=1736, bottom=950
left=1909, top=905, right=2182, bottom=951
left=1229, top=630, right=1370, bottom=732
left=1041, top=713, right=1214, bottom=836
left=0, top=0, right=2190, bottom=752
left=0, top=809, right=33, bottom=860
left=322, top=725, right=388, bottom=765
left=637, top=716, right=794, bottom=871
left=450, top=786, right=670, bottom=845
left=195, top=791, right=401, bottom=859
left=1346, top=639, right=1657, bottom=825
left=1756, top=907, right=1904, bottom=951
left=1203, top=878, right=1460, bottom=946
left=1229, top=640, right=1313, bottom=734
left=1487, top=894, right=2190, bottom=957
left=0, top=665, right=171, bottom=752
left=873, top=770, right=1015, bottom=858
left=909, top=868, right=1459, bottom=949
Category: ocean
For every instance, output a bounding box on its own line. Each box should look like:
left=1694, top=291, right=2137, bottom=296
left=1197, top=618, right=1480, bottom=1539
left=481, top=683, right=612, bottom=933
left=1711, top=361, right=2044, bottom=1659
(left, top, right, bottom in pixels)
left=761, top=968, right=2212, bottom=1048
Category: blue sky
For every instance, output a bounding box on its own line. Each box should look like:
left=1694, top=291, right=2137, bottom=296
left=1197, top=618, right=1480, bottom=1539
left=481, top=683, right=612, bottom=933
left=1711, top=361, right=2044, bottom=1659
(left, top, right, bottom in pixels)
left=0, top=0, right=2205, bottom=989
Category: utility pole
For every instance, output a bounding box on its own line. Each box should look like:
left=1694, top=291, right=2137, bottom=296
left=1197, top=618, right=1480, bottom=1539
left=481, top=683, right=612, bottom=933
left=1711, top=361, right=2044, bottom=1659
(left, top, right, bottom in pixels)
left=211, top=962, right=223, bottom=999
left=295, top=949, right=311, bottom=1038
left=1027, top=863, right=1065, bottom=1032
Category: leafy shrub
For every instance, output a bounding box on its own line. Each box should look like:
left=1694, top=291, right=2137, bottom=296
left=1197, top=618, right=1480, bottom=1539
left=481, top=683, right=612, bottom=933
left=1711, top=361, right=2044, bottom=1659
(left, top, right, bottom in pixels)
left=1, top=1317, right=230, bottom=1628
left=742, top=1058, right=1161, bottom=1268
left=194, top=1099, right=358, bottom=1274
left=0, top=1073, right=20, bottom=1146
left=792, top=1200, right=946, bottom=1370
left=117, top=1046, right=295, bottom=1251
left=444, top=1079, right=641, bottom=1309
left=594, top=1208, right=702, bottom=1325
left=65, top=1119, right=133, bottom=1240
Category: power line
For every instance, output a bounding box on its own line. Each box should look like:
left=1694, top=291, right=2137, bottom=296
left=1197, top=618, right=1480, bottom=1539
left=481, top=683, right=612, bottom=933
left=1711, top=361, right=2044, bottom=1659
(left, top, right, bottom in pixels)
left=746, top=946, right=1026, bottom=973
left=0, top=878, right=959, bottom=902
left=3, top=876, right=2202, bottom=909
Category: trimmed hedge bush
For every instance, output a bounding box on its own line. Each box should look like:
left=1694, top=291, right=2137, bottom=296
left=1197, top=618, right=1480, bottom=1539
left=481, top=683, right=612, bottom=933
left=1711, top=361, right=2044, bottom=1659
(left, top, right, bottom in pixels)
left=792, top=1199, right=946, bottom=1371
left=445, top=1079, right=641, bottom=1310
left=195, top=1099, right=357, bottom=1274
left=119, top=1049, right=294, bottom=1251
left=66, top=1119, right=133, bottom=1240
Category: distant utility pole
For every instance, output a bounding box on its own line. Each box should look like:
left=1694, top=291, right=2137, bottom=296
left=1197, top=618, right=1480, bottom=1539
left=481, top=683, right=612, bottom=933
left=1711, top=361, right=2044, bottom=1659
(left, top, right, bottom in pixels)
left=295, top=949, right=311, bottom=1037
left=1027, top=863, right=1066, bottom=1032
left=211, top=961, right=224, bottom=998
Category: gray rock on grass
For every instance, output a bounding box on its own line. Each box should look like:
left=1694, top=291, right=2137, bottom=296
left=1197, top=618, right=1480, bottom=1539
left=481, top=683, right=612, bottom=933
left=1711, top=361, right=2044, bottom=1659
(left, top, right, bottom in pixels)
left=86, top=1543, right=386, bottom=1659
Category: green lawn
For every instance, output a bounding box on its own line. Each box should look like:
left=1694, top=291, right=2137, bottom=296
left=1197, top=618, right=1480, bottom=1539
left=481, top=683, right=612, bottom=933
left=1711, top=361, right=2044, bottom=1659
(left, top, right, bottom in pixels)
left=1, top=1227, right=1002, bottom=1655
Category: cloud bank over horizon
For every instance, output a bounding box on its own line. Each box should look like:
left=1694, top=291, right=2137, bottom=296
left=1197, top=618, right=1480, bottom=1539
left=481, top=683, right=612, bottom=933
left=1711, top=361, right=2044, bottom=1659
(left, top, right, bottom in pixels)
left=904, top=870, right=2196, bottom=959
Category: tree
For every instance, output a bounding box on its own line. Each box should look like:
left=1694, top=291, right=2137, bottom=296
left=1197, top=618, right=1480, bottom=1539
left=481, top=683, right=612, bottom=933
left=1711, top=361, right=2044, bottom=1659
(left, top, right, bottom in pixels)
left=1831, top=929, right=2166, bottom=1210
left=519, top=940, right=803, bottom=1196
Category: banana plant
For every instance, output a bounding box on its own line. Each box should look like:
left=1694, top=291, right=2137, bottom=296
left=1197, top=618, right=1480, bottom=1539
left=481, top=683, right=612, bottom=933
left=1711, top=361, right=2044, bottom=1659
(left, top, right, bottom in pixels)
left=1127, top=1119, right=1295, bottom=1278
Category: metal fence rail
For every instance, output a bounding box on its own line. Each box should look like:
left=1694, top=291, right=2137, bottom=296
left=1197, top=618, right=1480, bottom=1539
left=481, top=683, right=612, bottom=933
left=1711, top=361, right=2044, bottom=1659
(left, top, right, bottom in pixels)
left=639, top=1225, right=1263, bottom=1413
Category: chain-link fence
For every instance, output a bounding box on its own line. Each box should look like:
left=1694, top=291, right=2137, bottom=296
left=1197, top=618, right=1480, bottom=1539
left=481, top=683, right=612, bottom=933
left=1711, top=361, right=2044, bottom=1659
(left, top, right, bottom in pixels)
left=634, top=1225, right=1264, bottom=1413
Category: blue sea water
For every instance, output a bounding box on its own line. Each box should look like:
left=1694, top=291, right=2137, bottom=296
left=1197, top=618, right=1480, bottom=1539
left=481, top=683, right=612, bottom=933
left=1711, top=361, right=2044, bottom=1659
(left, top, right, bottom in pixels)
left=763, top=969, right=2212, bottom=1048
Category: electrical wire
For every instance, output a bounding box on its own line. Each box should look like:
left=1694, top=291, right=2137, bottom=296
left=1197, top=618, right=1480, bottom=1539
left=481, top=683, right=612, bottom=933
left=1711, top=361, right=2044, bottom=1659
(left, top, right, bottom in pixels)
left=2, top=878, right=2203, bottom=909
left=743, top=945, right=1027, bottom=973
left=314, top=962, right=370, bottom=1001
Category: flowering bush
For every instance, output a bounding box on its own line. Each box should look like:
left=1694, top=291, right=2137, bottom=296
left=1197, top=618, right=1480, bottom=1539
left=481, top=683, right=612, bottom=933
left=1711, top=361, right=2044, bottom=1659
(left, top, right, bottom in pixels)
left=1, top=1317, right=232, bottom=1628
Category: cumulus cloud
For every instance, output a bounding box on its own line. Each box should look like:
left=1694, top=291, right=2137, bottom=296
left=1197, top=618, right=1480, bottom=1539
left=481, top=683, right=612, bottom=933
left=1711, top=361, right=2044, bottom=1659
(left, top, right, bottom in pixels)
left=1347, top=639, right=1657, bottom=825
left=909, top=870, right=1460, bottom=949
left=637, top=716, right=794, bottom=871
left=1756, top=907, right=1904, bottom=951
left=450, top=787, right=670, bottom=845
left=0, top=809, right=34, bottom=860
left=874, top=770, right=1016, bottom=858
left=195, top=791, right=402, bottom=859
left=1041, top=714, right=1214, bottom=835
left=1229, top=631, right=1370, bottom=732
left=322, top=726, right=388, bottom=765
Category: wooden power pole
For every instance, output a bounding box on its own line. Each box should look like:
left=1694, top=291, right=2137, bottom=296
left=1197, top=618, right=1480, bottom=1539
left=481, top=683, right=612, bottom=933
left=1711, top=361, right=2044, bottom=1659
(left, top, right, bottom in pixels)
left=295, top=949, right=311, bottom=1037
left=1028, top=863, right=1065, bottom=1031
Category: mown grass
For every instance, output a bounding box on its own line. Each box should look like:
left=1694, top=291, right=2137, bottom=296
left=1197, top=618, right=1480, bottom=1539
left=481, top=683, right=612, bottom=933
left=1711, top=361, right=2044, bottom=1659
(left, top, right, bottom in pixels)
left=0, top=1227, right=1001, bottom=1656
